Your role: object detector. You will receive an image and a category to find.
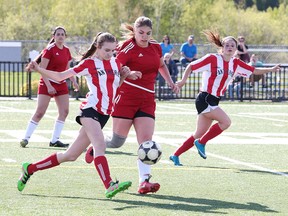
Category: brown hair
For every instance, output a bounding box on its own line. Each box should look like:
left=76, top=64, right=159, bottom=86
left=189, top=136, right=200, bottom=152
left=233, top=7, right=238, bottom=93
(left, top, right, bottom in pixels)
left=162, top=35, right=170, bottom=44
left=118, top=16, right=153, bottom=46
left=80, top=32, right=116, bottom=61
left=26, top=26, right=67, bottom=71
left=202, top=29, right=237, bottom=52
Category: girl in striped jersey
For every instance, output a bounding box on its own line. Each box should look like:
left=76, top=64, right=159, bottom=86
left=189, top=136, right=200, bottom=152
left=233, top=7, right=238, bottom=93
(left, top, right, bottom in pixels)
left=85, top=16, right=179, bottom=194
left=170, top=30, right=280, bottom=165
left=17, top=32, right=132, bottom=198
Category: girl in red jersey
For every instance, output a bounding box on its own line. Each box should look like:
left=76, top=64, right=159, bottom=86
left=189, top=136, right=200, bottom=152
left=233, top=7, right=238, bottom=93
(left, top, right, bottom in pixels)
left=17, top=32, right=132, bottom=198
left=85, top=16, right=179, bottom=194
left=20, top=26, right=79, bottom=148
left=169, top=30, right=280, bottom=166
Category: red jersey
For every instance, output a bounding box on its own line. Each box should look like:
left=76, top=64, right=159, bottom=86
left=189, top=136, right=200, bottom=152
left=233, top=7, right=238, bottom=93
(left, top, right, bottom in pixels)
left=41, top=43, right=72, bottom=84
left=116, top=38, right=162, bottom=93
left=190, top=53, right=255, bottom=97
left=72, top=57, right=121, bottom=115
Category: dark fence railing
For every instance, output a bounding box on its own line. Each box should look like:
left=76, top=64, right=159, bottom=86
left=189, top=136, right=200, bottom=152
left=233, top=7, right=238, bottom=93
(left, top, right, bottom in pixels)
left=0, top=61, right=287, bottom=101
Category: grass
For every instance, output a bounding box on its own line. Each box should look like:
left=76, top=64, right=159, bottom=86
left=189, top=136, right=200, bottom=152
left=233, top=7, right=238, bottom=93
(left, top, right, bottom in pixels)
left=0, top=99, right=287, bottom=216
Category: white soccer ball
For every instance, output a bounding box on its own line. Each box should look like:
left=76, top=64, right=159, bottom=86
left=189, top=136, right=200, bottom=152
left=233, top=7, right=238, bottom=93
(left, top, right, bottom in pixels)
left=138, top=140, right=162, bottom=165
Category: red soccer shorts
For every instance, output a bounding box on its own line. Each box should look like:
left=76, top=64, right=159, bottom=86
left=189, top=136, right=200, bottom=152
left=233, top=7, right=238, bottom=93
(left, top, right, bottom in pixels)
left=112, top=89, right=156, bottom=119
left=38, top=80, right=69, bottom=97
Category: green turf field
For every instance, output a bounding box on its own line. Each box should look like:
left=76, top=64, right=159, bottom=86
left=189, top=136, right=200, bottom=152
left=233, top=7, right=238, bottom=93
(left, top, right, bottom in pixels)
left=0, top=99, right=287, bottom=216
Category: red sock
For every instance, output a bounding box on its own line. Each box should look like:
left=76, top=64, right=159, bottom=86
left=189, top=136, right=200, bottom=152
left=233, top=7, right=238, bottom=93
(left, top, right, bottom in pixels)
left=174, top=135, right=195, bottom=156
left=27, top=153, right=59, bottom=174
left=199, top=123, right=223, bottom=144
left=94, top=156, right=112, bottom=189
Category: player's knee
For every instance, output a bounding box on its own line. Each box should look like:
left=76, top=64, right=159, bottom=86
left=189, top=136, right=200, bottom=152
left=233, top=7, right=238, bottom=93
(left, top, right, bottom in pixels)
left=106, top=133, right=126, bottom=148
left=221, top=118, right=231, bottom=130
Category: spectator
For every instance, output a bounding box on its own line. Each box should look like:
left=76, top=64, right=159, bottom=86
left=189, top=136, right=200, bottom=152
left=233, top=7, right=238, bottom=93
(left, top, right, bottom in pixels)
left=228, top=75, right=242, bottom=100
left=180, top=35, right=197, bottom=65
left=158, top=53, right=179, bottom=98
left=237, top=36, right=250, bottom=63
left=163, top=53, right=179, bottom=83
left=160, top=35, right=175, bottom=57
left=248, top=54, right=267, bottom=88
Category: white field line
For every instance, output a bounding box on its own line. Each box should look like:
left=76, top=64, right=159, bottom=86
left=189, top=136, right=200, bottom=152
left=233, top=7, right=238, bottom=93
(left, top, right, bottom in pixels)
left=1, top=104, right=288, bottom=177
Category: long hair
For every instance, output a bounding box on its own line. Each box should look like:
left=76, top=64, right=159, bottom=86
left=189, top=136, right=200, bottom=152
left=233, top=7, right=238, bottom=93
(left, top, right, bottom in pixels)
left=202, top=29, right=237, bottom=53
left=34, top=26, right=67, bottom=64
left=80, top=32, right=116, bottom=61
left=118, top=16, right=153, bottom=47
left=25, top=26, right=67, bottom=71
left=162, top=35, right=170, bottom=44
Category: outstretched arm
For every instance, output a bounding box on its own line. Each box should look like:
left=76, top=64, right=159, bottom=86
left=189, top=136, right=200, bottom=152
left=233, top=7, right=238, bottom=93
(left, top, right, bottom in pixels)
left=253, top=64, right=281, bottom=75
left=28, top=61, right=76, bottom=81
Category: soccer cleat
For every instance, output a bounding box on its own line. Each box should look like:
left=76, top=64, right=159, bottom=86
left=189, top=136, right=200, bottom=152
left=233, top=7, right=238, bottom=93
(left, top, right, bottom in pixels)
left=85, top=146, right=94, bottom=164
left=105, top=180, right=132, bottom=199
left=17, top=162, right=32, bottom=192
left=138, top=175, right=160, bottom=194
left=49, top=140, right=69, bottom=148
left=20, top=139, right=28, bottom=148
left=169, top=155, right=183, bottom=166
left=194, top=139, right=207, bottom=159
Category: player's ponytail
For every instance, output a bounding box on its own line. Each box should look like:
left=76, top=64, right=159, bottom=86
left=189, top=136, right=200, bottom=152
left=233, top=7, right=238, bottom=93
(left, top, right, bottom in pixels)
left=202, top=29, right=222, bottom=48
left=80, top=32, right=116, bottom=61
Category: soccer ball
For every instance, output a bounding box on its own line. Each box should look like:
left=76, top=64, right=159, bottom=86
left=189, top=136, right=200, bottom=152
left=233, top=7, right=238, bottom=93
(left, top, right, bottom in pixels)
left=138, top=140, right=162, bottom=165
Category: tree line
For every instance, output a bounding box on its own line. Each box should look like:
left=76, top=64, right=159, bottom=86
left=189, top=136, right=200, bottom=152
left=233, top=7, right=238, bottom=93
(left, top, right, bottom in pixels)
left=0, top=0, right=287, bottom=45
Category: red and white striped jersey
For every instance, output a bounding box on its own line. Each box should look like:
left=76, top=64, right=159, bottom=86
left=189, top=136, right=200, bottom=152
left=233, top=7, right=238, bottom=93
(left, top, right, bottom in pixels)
left=72, top=56, right=121, bottom=115
left=190, top=53, right=255, bottom=97
left=41, top=43, right=72, bottom=84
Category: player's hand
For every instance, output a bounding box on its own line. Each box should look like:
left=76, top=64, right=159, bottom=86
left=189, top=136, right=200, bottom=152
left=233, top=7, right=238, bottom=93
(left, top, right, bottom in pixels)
left=127, top=70, right=142, bottom=80
left=25, top=62, right=34, bottom=72
left=47, top=85, right=56, bottom=95
left=120, top=66, right=130, bottom=79
left=176, top=80, right=185, bottom=88
left=73, top=82, right=79, bottom=92
left=271, top=64, right=281, bottom=72
left=27, top=61, right=40, bottom=72
left=168, top=82, right=180, bottom=94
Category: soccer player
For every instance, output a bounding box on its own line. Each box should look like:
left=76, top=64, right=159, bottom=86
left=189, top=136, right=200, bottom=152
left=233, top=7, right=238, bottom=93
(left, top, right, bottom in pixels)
left=85, top=16, right=179, bottom=194
left=17, top=32, right=132, bottom=198
left=169, top=30, right=281, bottom=166
left=20, top=26, right=79, bottom=148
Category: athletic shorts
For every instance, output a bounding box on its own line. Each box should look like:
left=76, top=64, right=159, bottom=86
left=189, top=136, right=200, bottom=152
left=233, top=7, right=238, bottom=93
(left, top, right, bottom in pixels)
left=195, top=92, right=221, bottom=114
left=112, top=89, right=156, bottom=120
left=75, top=107, right=110, bottom=129
left=38, top=81, right=69, bottom=97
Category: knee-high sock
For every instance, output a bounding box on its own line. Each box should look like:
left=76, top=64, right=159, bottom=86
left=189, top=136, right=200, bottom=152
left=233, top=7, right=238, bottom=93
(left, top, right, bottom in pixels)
left=199, top=123, right=223, bottom=144
left=174, top=135, right=195, bottom=156
left=51, top=120, right=65, bottom=143
left=94, top=156, right=112, bottom=189
left=27, top=153, right=59, bottom=174
left=137, top=159, right=151, bottom=183
left=23, top=120, right=38, bottom=141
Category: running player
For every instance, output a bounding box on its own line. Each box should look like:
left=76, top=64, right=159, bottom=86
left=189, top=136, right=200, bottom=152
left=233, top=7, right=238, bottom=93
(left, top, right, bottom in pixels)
left=20, top=26, right=79, bottom=148
left=85, top=16, right=179, bottom=194
left=17, top=32, right=132, bottom=198
left=169, top=29, right=281, bottom=165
